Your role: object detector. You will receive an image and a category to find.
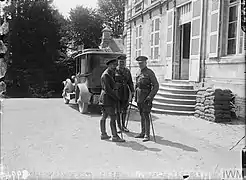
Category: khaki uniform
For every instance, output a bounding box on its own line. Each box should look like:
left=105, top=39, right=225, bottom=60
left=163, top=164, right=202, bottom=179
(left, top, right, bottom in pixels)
left=135, top=67, right=159, bottom=138
left=115, top=66, right=134, bottom=130
left=99, top=57, right=125, bottom=142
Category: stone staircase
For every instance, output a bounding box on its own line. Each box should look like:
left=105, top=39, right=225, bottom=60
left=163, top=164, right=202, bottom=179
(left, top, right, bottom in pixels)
left=131, top=81, right=197, bottom=115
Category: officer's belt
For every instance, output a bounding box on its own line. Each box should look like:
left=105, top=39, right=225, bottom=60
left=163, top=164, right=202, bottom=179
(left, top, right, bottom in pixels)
left=137, top=85, right=151, bottom=90
left=116, top=82, right=128, bottom=86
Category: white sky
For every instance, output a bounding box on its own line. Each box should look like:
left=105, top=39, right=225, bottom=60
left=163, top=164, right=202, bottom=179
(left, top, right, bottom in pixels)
left=52, top=0, right=98, bottom=17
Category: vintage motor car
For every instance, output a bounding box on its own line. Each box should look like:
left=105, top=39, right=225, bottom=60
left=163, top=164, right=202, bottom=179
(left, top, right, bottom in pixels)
left=62, top=48, right=126, bottom=114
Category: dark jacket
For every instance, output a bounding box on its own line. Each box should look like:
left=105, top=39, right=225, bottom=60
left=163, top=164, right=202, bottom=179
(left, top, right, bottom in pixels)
left=115, top=67, right=134, bottom=101
left=135, top=67, right=159, bottom=103
left=99, top=68, right=119, bottom=107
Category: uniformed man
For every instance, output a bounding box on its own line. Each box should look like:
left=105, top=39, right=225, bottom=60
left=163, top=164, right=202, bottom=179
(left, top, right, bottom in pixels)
left=115, top=55, right=134, bottom=133
left=134, top=56, right=159, bottom=142
left=99, top=58, right=126, bottom=142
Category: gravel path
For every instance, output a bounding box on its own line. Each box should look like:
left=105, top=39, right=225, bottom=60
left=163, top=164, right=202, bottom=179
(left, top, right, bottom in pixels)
left=1, top=98, right=244, bottom=179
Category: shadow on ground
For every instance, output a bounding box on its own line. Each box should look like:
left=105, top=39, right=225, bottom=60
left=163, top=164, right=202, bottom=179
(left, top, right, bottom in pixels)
left=114, top=140, right=162, bottom=152
left=124, top=131, right=198, bottom=152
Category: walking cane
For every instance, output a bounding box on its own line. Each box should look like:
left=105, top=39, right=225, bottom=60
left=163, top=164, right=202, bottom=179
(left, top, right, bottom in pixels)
left=149, top=113, right=156, bottom=142
left=125, top=89, right=133, bottom=128
left=118, top=101, right=124, bottom=139
left=125, top=99, right=132, bottom=128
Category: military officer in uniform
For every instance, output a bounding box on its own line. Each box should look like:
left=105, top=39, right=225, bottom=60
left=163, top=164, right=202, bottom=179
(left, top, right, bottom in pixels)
left=115, top=55, right=134, bottom=133
left=99, top=58, right=126, bottom=142
left=134, top=56, right=159, bottom=142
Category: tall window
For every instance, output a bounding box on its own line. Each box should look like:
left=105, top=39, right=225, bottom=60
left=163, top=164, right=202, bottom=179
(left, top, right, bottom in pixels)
left=150, top=18, right=160, bottom=60
left=151, top=0, right=158, bottom=3
left=227, top=0, right=244, bottom=55
left=135, top=25, right=142, bottom=57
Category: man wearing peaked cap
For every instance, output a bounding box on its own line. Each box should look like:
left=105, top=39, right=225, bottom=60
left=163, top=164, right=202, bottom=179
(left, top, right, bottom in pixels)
left=117, top=54, right=127, bottom=60
left=105, top=58, right=117, bottom=65
left=134, top=55, right=159, bottom=142
left=136, top=55, right=148, bottom=61
left=98, top=56, right=126, bottom=142
left=114, top=54, right=134, bottom=133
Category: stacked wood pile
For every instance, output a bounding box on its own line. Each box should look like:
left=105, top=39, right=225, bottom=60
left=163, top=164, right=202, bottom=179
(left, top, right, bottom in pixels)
left=194, top=87, right=235, bottom=122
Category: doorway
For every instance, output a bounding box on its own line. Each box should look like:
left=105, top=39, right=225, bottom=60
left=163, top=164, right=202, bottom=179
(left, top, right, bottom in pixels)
left=179, top=22, right=191, bottom=80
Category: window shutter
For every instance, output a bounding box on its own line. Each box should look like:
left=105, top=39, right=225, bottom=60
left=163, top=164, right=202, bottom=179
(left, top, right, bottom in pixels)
left=189, top=0, right=203, bottom=82
left=208, top=0, right=221, bottom=58
left=165, top=9, right=174, bottom=79
left=133, top=27, right=137, bottom=60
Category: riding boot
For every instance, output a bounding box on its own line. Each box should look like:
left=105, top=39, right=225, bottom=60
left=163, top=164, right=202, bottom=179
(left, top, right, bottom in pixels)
left=143, top=113, right=150, bottom=142
left=110, top=115, right=125, bottom=142
left=100, top=119, right=111, bottom=140
left=121, top=113, right=129, bottom=132
left=116, top=112, right=122, bottom=133
left=135, top=113, right=145, bottom=138
left=110, top=115, right=117, bottom=137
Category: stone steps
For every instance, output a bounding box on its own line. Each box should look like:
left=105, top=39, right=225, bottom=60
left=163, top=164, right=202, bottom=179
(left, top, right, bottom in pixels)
left=159, top=86, right=197, bottom=95
left=154, top=95, right=196, bottom=105
left=131, top=81, right=197, bottom=115
left=129, top=101, right=195, bottom=116
left=152, top=81, right=196, bottom=115
left=153, top=101, right=195, bottom=111
left=161, top=83, right=194, bottom=90
left=157, top=91, right=197, bottom=100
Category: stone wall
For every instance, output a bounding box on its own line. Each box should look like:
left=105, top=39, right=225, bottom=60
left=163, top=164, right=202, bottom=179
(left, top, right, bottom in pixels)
left=234, top=96, right=246, bottom=119
left=204, top=57, right=245, bottom=119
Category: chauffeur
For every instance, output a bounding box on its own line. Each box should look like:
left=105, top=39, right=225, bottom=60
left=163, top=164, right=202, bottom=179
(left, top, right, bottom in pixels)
left=134, top=56, right=159, bottom=142
left=99, top=58, right=126, bottom=142
left=115, top=55, right=134, bottom=133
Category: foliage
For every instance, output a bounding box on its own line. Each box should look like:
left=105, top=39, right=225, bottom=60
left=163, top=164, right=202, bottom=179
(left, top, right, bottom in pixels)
left=4, top=0, right=67, bottom=97
left=69, top=6, right=104, bottom=48
left=97, top=0, right=125, bottom=38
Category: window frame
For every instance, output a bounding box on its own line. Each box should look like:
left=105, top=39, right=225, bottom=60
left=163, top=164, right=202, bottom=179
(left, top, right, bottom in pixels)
left=150, top=16, right=160, bottom=61
left=225, top=0, right=245, bottom=55
left=135, top=25, right=142, bottom=58
left=151, top=0, right=158, bottom=4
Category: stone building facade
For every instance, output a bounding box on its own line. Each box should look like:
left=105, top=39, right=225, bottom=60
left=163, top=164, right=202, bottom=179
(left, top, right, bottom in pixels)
left=124, top=0, right=245, bottom=118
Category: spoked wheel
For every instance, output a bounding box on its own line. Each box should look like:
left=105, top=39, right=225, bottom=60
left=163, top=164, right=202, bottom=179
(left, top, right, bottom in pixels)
left=78, top=101, right=88, bottom=114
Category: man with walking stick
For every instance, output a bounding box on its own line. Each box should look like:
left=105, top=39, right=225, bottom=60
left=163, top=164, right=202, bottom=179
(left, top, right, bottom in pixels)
left=115, top=55, right=134, bottom=133
left=134, top=56, right=159, bottom=142
left=99, top=58, right=125, bottom=142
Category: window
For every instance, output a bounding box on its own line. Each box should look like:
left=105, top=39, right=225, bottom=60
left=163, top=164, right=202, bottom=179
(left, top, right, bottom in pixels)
left=135, top=0, right=141, bottom=4
left=150, top=18, right=160, bottom=60
left=226, top=0, right=245, bottom=55
left=135, top=25, right=142, bottom=58
left=151, top=0, right=158, bottom=3
left=227, top=4, right=238, bottom=54
left=135, top=2, right=142, bottom=13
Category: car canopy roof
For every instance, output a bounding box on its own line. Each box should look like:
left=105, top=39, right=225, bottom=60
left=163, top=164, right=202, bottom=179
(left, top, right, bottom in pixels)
left=73, top=49, right=125, bottom=59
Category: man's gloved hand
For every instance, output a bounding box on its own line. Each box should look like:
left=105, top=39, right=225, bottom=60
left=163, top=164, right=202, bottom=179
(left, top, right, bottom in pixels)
left=144, top=96, right=151, bottom=104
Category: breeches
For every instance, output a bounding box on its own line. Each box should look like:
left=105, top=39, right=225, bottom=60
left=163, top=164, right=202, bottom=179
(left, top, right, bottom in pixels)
left=117, top=100, right=129, bottom=113
left=137, top=102, right=152, bottom=113
left=137, top=103, right=152, bottom=136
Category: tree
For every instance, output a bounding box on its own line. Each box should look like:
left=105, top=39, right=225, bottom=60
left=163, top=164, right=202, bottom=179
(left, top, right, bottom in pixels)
left=4, top=0, right=66, bottom=97
left=97, top=0, right=125, bottom=38
left=69, top=6, right=104, bottom=48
